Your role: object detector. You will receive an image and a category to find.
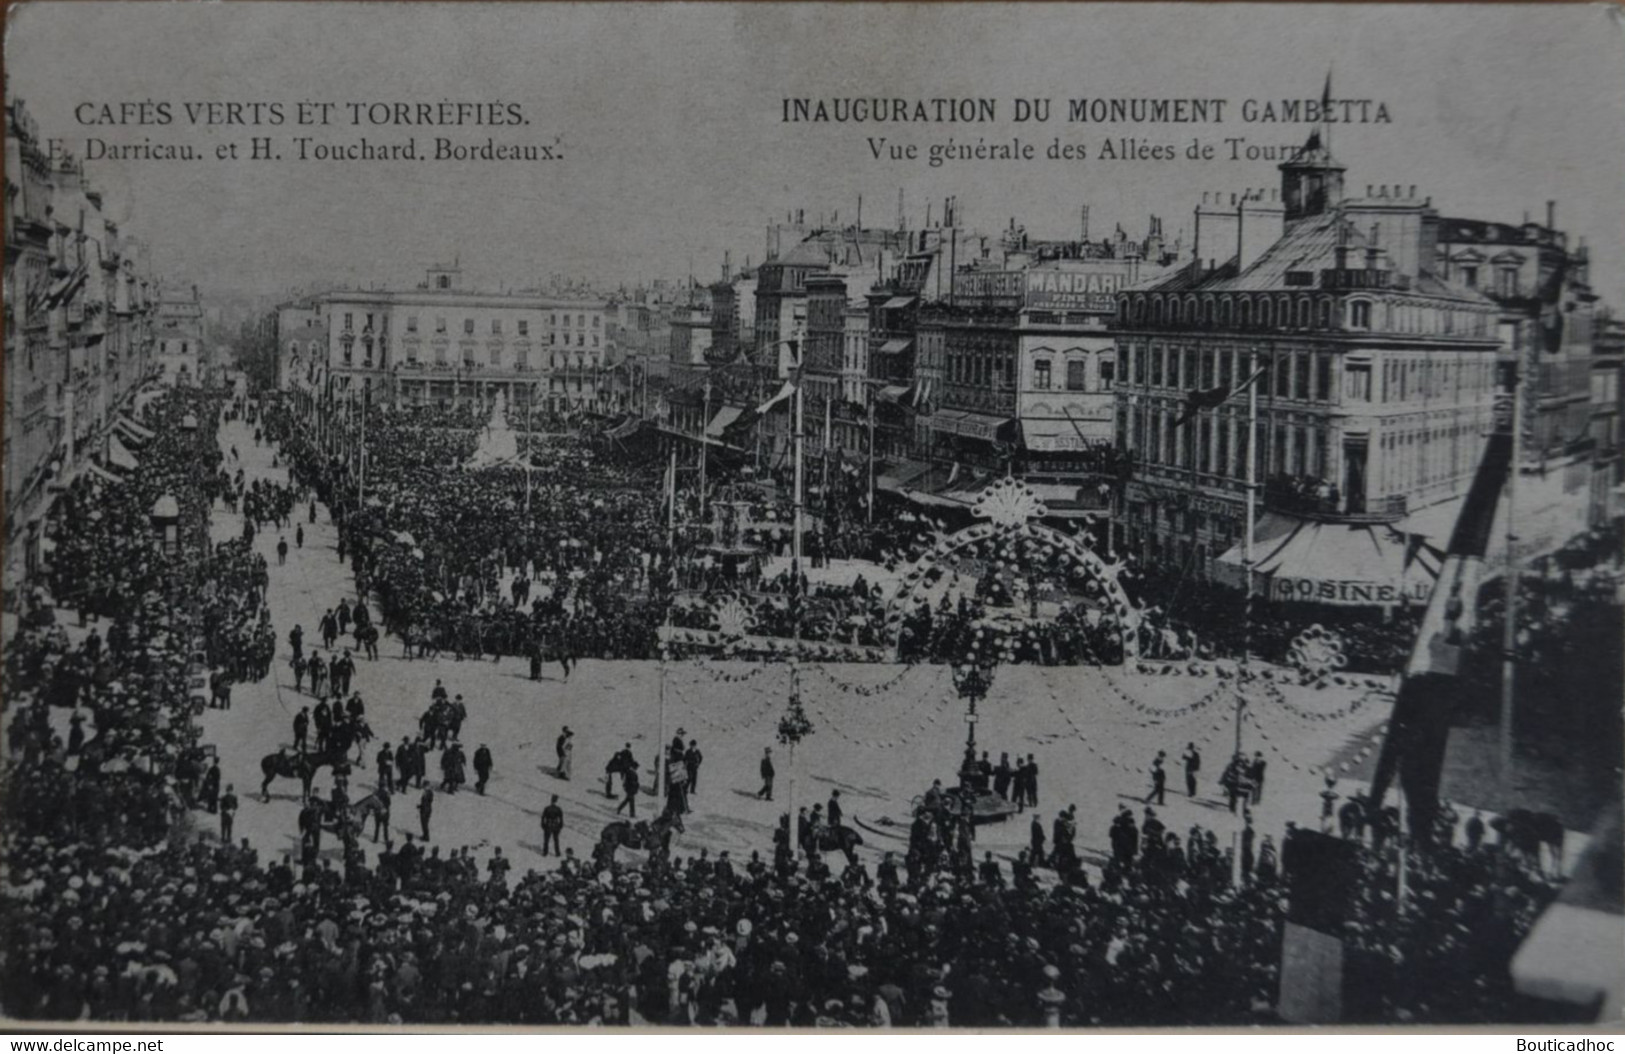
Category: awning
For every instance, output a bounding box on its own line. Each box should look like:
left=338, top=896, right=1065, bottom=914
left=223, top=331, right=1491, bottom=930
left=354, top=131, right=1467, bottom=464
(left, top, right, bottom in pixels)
left=876, top=339, right=913, bottom=355
left=876, top=459, right=933, bottom=492
left=1215, top=512, right=1443, bottom=607
left=705, top=405, right=745, bottom=438
left=115, top=414, right=155, bottom=444
left=132, top=390, right=164, bottom=421
left=881, top=297, right=916, bottom=311
left=924, top=409, right=1015, bottom=442
left=876, top=385, right=911, bottom=404
left=1021, top=417, right=1110, bottom=452
left=108, top=435, right=139, bottom=472
left=606, top=416, right=642, bottom=441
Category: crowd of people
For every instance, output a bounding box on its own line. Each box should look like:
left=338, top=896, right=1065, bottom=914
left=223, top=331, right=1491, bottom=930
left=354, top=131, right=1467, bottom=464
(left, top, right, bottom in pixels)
left=0, top=391, right=1592, bottom=1027
left=0, top=766, right=1563, bottom=1026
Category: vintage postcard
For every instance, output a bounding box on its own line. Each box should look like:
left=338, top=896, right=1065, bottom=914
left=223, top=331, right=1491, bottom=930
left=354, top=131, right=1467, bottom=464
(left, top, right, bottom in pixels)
left=2, top=0, right=1622, bottom=1032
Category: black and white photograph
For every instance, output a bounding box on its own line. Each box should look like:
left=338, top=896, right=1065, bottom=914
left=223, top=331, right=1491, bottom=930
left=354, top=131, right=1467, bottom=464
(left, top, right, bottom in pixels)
left=2, top=1, right=1622, bottom=1032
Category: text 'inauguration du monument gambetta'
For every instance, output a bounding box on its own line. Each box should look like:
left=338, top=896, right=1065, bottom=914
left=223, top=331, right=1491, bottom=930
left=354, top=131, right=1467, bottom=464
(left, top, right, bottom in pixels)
left=782, top=95, right=1396, bottom=168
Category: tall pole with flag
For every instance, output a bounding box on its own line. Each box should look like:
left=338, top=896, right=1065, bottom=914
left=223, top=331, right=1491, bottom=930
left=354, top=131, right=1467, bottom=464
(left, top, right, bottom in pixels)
left=1499, top=359, right=1522, bottom=806
left=788, top=347, right=806, bottom=843
left=700, top=378, right=711, bottom=508
left=657, top=446, right=677, bottom=799
left=356, top=384, right=366, bottom=504
left=867, top=390, right=876, bottom=525
left=525, top=382, right=535, bottom=515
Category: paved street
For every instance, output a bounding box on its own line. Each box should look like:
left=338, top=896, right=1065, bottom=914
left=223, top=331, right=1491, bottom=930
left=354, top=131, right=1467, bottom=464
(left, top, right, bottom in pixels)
left=194, top=416, right=1391, bottom=877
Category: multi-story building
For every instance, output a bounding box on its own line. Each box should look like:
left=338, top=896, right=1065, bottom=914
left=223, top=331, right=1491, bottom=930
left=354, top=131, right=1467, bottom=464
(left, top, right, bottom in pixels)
left=706, top=260, right=756, bottom=366
left=668, top=288, right=714, bottom=388
left=1112, top=142, right=1508, bottom=602
left=1435, top=203, right=1598, bottom=459
left=295, top=264, right=611, bottom=416
left=276, top=296, right=326, bottom=391
left=4, top=99, right=161, bottom=589
left=1591, top=310, right=1625, bottom=521
left=156, top=286, right=206, bottom=388
left=5, top=96, right=61, bottom=575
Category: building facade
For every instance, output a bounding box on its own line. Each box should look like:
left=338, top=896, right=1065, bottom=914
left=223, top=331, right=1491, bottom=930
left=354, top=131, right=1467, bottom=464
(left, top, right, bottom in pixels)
left=156, top=286, right=206, bottom=388
left=1112, top=145, right=1506, bottom=592
left=1435, top=204, right=1598, bottom=459
left=288, top=264, right=611, bottom=416
left=4, top=98, right=162, bottom=589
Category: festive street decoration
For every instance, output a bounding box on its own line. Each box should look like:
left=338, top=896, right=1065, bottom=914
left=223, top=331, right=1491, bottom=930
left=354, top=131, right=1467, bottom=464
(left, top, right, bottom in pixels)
left=1287, top=624, right=1349, bottom=683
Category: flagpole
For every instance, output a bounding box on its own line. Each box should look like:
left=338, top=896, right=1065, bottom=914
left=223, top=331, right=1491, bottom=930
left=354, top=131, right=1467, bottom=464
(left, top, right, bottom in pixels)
left=867, top=391, right=876, bottom=525
left=700, top=378, right=711, bottom=508
left=658, top=445, right=677, bottom=800
left=821, top=393, right=832, bottom=509
left=789, top=350, right=806, bottom=855
left=1244, top=345, right=1259, bottom=665
left=356, top=386, right=366, bottom=505
left=1499, top=361, right=1522, bottom=809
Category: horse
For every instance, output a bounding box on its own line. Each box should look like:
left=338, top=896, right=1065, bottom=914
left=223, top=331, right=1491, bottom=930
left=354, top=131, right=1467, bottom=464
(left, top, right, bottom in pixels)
left=259, top=748, right=341, bottom=802
left=807, top=823, right=866, bottom=866
left=593, top=813, right=680, bottom=868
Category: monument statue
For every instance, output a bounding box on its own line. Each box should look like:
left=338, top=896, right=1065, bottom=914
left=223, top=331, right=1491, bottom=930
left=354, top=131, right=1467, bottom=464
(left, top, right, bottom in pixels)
left=466, top=388, right=521, bottom=468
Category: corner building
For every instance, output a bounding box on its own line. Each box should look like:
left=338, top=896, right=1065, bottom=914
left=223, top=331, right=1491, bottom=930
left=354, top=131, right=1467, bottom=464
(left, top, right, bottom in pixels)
left=1112, top=142, right=1506, bottom=602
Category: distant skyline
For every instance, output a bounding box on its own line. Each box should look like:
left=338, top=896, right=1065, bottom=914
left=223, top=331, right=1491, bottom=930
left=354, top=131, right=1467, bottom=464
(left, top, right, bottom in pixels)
left=9, top=3, right=1625, bottom=306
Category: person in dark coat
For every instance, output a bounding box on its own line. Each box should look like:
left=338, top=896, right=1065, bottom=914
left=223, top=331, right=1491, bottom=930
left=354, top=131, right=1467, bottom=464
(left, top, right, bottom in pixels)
left=684, top=739, right=703, bottom=795
left=758, top=747, right=775, bottom=800
left=219, top=785, right=238, bottom=843
left=293, top=708, right=310, bottom=753
left=1181, top=743, right=1201, bottom=797
left=1029, top=813, right=1046, bottom=867
left=1147, top=753, right=1167, bottom=806
left=1249, top=752, right=1267, bottom=804
left=992, top=752, right=1013, bottom=800
left=827, top=790, right=843, bottom=830
left=473, top=743, right=493, bottom=795
left=417, top=786, right=434, bottom=840
left=617, top=762, right=640, bottom=817
left=540, top=794, right=564, bottom=856
left=200, top=760, right=221, bottom=813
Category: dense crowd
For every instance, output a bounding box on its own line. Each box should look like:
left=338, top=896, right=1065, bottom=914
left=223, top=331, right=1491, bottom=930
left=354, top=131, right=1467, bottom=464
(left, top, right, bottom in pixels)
left=0, top=774, right=1562, bottom=1026
left=0, top=392, right=1587, bottom=1027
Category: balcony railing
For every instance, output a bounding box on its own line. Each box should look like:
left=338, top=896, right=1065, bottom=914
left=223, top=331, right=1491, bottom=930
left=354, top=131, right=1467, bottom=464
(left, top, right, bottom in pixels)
left=1263, top=474, right=1408, bottom=522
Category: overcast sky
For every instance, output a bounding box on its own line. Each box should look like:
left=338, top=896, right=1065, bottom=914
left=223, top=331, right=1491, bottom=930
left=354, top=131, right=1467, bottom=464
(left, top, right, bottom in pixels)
left=9, top=3, right=1625, bottom=304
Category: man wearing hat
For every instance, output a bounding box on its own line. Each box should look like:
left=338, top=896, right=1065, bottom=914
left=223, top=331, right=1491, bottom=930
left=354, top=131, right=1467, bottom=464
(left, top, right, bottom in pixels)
left=418, top=785, right=434, bottom=841
left=758, top=747, right=775, bottom=801
left=219, top=784, right=238, bottom=844
left=473, top=743, right=494, bottom=795
left=541, top=794, right=565, bottom=857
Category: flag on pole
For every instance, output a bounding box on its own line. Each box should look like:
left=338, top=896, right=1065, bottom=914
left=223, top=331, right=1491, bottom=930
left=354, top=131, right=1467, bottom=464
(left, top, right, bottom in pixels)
left=722, top=379, right=797, bottom=437
left=1367, top=423, right=1515, bottom=843
left=1174, top=365, right=1268, bottom=427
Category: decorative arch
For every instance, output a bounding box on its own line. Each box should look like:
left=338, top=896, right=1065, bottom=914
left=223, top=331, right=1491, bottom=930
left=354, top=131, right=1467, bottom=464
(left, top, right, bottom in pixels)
left=880, top=476, right=1141, bottom=660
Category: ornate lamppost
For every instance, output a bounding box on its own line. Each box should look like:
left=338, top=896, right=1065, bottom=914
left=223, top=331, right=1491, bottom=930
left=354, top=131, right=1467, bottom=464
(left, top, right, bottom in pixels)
left=950, top=660, right=996, bottom=789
